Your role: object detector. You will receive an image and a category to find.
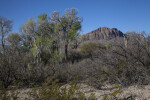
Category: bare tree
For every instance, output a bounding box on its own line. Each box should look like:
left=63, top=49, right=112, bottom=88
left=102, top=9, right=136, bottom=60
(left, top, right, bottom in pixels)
left=0, top=16, right=12, bottom=52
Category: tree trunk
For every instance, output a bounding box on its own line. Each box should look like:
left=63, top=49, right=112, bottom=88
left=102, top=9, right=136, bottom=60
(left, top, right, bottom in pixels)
left=33, top=37, right=40, bottom=63
left=1, top=24, right=5, bottom=53
left=65, top=43, right=68, bottom=60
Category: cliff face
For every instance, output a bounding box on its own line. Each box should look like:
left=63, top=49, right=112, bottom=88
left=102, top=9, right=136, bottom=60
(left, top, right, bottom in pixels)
left=83, top=27, right=124, bottom=41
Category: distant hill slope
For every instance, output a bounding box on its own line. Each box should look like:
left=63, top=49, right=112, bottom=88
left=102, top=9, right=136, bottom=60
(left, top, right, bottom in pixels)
left=83, top=27, right=124, bottom=41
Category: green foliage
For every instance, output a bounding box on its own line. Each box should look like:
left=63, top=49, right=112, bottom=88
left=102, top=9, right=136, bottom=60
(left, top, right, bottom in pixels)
left=51, top=50, right=59, bottom=63
left=102, top=84, right=131, bottom=100
left=110, top=84, right=122, bottom=97
left=105, top=43, right=111, bottom=49
left=80, top=42, right=106, bottom=56
left=80, top=42, right=107, bottom=58
left=72, top=21, right=81, bottom=30
left=38, top=13, right=47, bottom=20
left=67, top=21, right=81, bottom=40
left=89, top=93, right=97, bottom=100
left=80, top=42, right=98, bottom=54
left=29, top=77, right=79, bottom=100
left=68, top=27, right=77, bottom=40
left=30, top=41, right=37, bottom=57
left=28, top=77, right=97, bottom=100
left=78, top=92, right=86, bottom=100
left=30, top=36, right=53, bottom=58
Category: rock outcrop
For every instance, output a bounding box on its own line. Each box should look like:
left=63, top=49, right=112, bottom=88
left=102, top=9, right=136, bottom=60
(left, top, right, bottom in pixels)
left=83, top=27, right=124, bottom=41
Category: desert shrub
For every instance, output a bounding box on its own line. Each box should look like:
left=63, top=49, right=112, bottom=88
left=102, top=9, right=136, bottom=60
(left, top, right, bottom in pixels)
left=80, top=42, right=106, bottom=59
left=68, top=49, right=82, bottom=64
left=0, top=86, right=19, bottom=100
left=108, top=34, right=150, bottom=86
left=102, top=84, right=133, bottom=100
left=0, top=88, right=10, bottom=100
left=80, top=42, right=98, bottom=54
left=84, top=33, right=150, bottom=87
left=29, top=77, right=80, bottom=100
left=89, top=93, right=97, bottom=100
left=28, top=77, right=97, bottom=100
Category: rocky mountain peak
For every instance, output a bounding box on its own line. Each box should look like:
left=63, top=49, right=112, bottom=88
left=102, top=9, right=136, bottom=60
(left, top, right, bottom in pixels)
left=83, top=27, right=124, bottom=41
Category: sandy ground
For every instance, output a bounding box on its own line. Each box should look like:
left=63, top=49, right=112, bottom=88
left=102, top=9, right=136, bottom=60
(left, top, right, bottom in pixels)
left=15, top=84, right=150, bottom=100
left=78, top=84, right=150, bottom=100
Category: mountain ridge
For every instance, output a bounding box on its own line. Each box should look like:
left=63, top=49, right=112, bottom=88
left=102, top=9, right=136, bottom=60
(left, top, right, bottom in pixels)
left=82, top=27, right=124, bottom=41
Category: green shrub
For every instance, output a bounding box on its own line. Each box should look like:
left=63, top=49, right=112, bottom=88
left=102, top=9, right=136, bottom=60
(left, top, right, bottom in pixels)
left=80, top=42, right=98, bottom=54
left=29, top=77, right=79, bottom=100
left=29, top=77, right=97, bottom=100
left=102, top=84, right=133, bottom=100
left=0, top=87, right=19, bottom=100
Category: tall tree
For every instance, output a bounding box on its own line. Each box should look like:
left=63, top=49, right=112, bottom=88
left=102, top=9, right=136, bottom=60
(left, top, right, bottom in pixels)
left=20, top=19, right=41, bottom=63
left=0, top=17, right=15, bottom=88
left=0, top=16, right=12, bottom=52
left=20, top=17, right=53, bottom=63
left=50, top=8, right=82, bottom=60
left=62, top=9, right=82, bottom=60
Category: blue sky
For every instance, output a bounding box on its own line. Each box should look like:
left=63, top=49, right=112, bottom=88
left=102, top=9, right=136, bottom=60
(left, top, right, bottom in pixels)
left=0, top=0, right=150, bottom=34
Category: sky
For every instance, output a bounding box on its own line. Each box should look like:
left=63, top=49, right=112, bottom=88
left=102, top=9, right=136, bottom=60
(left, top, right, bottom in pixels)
left=0, top=0, right=150, bottom=34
